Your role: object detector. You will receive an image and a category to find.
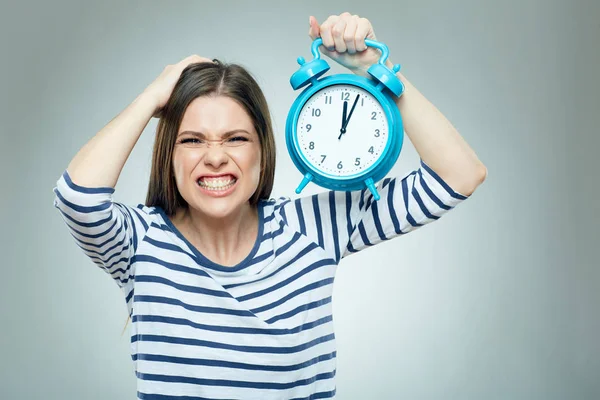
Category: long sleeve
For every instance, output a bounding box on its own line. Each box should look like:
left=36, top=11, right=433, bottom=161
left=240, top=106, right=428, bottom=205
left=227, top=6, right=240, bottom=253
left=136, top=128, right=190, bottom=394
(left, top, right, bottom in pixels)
left=279, top=159, right=470, bottom=264
left=52, top=170, right=154, bottom=299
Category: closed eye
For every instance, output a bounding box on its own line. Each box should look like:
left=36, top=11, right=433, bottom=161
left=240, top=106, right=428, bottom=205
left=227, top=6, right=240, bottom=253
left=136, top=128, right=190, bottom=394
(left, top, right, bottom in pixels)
left=179, top=136, right=249, bottom=144
left=180, top=138, right=200, bottom=144
left=228, top=136, right=248, bottom=142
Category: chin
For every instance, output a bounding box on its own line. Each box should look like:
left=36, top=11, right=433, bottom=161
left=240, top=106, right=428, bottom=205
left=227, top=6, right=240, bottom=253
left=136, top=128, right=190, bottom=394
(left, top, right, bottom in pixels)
left=193, top=190, right=252, bottom=217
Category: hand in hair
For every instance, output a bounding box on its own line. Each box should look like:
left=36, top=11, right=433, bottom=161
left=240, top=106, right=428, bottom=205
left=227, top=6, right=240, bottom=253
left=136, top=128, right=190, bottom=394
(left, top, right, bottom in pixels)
left=308, top=12, right=393, bottom=78
left=143, top=55, right=215, bottom=118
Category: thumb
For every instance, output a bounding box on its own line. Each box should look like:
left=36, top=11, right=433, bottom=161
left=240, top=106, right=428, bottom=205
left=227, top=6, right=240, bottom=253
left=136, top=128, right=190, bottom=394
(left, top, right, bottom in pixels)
left=308, top=15, right=320, bottom=40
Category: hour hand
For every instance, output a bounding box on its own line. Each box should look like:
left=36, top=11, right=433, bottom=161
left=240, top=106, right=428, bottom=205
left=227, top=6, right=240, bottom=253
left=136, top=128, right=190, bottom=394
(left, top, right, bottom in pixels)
left=339, top=101, right=348, bottom=140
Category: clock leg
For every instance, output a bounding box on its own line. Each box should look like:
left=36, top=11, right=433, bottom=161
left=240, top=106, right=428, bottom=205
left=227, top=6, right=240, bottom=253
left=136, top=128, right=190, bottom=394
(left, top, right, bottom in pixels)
left=364, top=177, right=381, bottom=201
left=295, top=172, right=314, bottom=194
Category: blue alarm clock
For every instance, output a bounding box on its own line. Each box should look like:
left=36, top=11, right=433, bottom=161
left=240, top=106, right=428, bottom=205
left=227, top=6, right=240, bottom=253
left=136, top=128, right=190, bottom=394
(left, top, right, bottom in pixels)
left=285, top=38, right=405, bottom=201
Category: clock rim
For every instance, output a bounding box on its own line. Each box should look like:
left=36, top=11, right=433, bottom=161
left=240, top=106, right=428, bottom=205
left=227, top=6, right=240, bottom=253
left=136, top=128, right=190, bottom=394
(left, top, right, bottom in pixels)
left=286, top=74, right=403, bottom=187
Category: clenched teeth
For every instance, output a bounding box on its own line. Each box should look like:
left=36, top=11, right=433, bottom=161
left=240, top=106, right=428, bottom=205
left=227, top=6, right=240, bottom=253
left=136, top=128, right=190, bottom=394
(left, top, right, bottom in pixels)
left=197, top=177, right=237, bottom=188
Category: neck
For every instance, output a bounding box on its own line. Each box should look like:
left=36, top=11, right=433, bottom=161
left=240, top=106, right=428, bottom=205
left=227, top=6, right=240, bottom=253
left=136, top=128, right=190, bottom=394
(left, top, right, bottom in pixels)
left=173, top=202, right=259, bottom=266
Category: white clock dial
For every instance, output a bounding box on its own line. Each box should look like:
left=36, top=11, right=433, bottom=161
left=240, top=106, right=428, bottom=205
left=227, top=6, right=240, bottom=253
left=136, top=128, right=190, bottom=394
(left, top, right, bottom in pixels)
left=296, top=84, right=389, bottom=177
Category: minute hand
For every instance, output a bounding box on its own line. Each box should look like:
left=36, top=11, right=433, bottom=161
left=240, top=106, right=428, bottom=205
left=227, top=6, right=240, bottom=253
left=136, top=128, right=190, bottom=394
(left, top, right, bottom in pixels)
left=341, top=94, right=360, bottom=132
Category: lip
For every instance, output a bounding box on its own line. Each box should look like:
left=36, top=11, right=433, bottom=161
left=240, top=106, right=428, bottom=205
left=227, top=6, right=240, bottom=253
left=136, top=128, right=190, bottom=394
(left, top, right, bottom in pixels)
left=196, top=173, right=238, bottom=180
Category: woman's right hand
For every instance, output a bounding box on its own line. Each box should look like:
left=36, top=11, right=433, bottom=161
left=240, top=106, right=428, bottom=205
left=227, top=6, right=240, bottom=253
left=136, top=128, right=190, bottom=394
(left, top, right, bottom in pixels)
left=144, top=55, right=214, bottom=118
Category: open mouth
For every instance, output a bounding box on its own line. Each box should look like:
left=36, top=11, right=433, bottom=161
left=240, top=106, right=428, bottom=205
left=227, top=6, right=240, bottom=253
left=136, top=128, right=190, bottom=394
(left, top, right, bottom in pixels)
left=196, top=175, right=238, bottom=192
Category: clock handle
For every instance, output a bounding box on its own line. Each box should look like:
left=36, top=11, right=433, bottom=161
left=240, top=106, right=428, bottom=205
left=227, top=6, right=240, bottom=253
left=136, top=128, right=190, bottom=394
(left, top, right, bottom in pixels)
left=310, top=38, right=391, bottom=66
left=364, top=177, right=381, bottom=201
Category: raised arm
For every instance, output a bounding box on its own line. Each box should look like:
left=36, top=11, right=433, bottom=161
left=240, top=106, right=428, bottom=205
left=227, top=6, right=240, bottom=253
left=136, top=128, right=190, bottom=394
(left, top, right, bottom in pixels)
left=67, top=55, right=214, bottom=188
left=308, top=13, right=487, bottom=196
left=53, top=55, right=214, bottom=300
left=387, top=71, right=486, bottom=195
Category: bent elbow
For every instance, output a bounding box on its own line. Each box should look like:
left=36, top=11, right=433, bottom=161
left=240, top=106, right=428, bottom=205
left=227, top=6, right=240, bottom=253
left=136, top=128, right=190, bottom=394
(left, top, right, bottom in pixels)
left=460, top=164, right=488, bottom=196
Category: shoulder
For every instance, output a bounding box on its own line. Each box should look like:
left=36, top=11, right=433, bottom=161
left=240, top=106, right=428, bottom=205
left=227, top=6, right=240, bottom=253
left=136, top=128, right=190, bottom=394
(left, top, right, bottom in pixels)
left=112, top=202, right=164, bottom=228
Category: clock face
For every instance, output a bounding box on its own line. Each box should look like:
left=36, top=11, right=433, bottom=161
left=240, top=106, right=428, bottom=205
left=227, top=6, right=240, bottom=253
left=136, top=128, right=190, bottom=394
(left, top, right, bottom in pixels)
left=296, top=84, right=389, bottom=177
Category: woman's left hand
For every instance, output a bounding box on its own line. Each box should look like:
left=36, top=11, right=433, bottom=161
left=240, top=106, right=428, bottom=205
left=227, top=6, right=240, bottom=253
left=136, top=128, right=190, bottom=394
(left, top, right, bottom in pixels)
left=308, top=12, right=388, bottom=77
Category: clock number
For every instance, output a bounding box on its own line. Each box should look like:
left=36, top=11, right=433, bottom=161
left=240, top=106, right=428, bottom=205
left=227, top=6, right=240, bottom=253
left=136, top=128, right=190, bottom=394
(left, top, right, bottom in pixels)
left=355, top=157, right=361, bottom=166
left=325, top=96, right=332, bottom=104
left=306, top=124, right=312, bottom=132
left=341, top=92, right=350, bottom=101
left=371, top=112, right=377, bottom=120
left=374, top=129, right=380, bottom=137
left=337, top=161, right=343, bottom=169
left=320, top=154, right=326, bottom=163
left=368, top=146, right=374, bottom=154
left=309, top=141, right=315, bottom=150
left=361, top=98, right=364, bottom=106
left=312, top=108, right=321, bottom=117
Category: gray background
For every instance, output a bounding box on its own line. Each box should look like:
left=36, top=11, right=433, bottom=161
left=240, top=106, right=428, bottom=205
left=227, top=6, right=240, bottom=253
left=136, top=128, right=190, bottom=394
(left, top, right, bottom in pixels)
left=1, top=0, right=598, bottom=399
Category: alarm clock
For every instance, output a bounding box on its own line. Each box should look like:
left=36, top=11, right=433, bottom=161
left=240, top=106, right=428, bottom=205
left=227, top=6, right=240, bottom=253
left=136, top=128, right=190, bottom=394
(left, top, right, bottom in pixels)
left=285, top=37, right=405, bottom=201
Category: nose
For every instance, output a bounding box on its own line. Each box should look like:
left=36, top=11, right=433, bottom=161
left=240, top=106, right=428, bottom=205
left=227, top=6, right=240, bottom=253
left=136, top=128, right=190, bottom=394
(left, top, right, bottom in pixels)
left=202, top=145, right=230, bottom=169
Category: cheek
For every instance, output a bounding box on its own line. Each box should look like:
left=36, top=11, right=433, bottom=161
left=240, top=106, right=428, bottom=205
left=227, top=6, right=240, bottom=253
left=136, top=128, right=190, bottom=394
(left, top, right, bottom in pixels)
left=172, top=149, right=201, bottom=185
left=247, top=150, right=262, bottom=181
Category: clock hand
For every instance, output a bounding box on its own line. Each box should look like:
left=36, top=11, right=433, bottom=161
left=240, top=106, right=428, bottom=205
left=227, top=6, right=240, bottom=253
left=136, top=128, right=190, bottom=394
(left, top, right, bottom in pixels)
left=339, top=100, right=348, bottom=140
left=341, top=94, right=360, bottom=132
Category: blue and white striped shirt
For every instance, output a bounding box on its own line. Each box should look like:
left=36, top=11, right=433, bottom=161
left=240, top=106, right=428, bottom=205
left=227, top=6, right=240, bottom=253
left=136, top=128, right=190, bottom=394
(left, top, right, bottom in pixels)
left=53, top=159, right=468, bottom=399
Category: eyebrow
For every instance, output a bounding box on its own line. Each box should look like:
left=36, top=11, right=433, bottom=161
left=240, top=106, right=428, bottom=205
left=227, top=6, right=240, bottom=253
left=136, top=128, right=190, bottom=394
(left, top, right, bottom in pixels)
left=177, top=129, right=252, bottom=138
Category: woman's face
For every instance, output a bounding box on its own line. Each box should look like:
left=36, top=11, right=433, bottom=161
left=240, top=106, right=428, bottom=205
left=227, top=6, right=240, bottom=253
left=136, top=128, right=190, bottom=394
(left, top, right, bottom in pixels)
left=172, top=95, right=261, bottom=219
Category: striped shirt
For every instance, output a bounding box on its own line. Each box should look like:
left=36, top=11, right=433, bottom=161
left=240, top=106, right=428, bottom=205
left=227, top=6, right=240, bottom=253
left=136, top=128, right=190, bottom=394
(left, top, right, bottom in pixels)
left=53, top=159, right=468, bottom=399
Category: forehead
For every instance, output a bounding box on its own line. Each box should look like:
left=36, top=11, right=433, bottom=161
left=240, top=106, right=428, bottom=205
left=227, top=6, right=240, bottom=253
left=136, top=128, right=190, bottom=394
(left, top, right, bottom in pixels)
left=178, top=95, right=255, bottom=135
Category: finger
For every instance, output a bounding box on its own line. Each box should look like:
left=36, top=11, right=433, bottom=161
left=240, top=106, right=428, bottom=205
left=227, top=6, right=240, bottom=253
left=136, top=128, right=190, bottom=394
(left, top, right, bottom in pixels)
left=355, top=18, right=375, bottom=51
left=180, top=55, right=212, bottom=66
left=308, top=15, right=320, bottom=40
left=186, top=55, right=208, bottom=62
left=344, top=16, right=359, bottom=54
left=320, top=15, right=338, bottom=51
left=331, top=18, right=348, bottom=53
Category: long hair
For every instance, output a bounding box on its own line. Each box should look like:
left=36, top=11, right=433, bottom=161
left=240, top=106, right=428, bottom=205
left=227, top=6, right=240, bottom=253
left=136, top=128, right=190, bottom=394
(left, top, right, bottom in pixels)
left=145, top=58, right=276, bottom=215
left=121, top=59, right=277, bottom=335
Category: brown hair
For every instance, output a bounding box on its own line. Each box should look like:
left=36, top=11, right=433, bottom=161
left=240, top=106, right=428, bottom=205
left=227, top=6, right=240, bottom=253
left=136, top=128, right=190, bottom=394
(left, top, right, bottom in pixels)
left=145, top=59, right=276, bottom=215
left=121, top=59, right=277, bottom=336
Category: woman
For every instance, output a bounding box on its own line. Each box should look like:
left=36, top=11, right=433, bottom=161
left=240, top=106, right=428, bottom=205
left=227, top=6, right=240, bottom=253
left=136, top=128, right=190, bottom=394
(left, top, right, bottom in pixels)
left=53, top=13, right=486, bottom=399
